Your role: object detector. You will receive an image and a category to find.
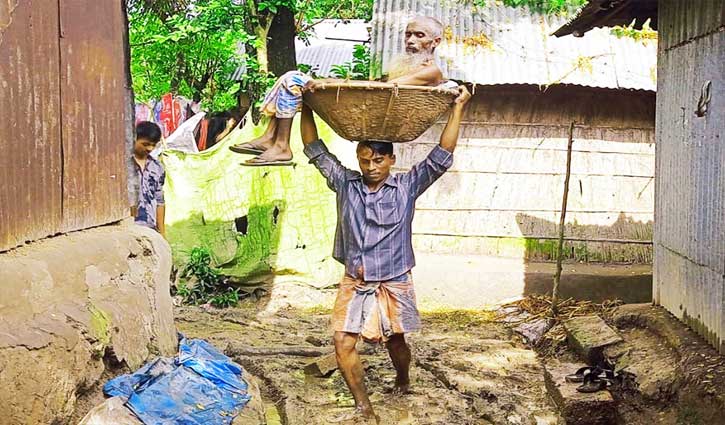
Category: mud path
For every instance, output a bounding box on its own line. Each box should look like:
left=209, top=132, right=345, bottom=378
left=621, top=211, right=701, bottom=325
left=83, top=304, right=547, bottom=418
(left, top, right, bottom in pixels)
left=176, top=305, right=559, bottom=425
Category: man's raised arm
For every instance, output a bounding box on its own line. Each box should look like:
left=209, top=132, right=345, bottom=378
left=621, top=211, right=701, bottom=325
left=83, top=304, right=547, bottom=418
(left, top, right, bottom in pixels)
left=401, top=85, right=471, bottom=198
left=301, top=103, right=319, bottom=145
left=439, top=85, right=471, bottom=153
left=300, top=103, right=352, bottom=193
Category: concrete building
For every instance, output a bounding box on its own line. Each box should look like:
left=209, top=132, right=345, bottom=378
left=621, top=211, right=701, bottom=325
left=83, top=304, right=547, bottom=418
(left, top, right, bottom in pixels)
left=555, top=0, right=725, bottom=354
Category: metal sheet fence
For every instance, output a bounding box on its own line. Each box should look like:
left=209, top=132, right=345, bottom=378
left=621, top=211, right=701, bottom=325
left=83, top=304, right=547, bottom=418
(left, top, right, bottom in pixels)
left=0, top=0, right=128, bottom=251
left=654, top=0, right=725, bottom=353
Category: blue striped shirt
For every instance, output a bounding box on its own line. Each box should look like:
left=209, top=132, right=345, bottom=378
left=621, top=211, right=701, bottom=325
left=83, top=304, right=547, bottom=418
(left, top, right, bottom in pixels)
left=132, top=156, right=165, bottom=231
left=304, top=140, right=453, bottom=282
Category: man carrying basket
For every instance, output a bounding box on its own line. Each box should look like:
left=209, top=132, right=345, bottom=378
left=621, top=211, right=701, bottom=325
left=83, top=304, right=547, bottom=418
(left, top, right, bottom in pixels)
left=298, top=82, right=470, bottom=422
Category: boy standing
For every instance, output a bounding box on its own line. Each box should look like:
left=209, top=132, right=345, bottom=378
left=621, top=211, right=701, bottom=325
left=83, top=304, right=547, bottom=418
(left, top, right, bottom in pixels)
left=131, top=121, right=166, bottom=236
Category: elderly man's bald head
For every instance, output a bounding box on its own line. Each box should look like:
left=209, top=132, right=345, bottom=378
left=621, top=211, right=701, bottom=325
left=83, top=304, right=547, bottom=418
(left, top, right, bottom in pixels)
left=404, top=16, right=443, bottom=55
left=408, top=16, right=444, bottom=38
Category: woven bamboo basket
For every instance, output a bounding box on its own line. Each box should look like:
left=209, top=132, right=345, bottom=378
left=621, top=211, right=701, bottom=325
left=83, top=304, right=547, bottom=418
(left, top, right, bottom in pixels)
left=303, top=81, right=458, bottom=143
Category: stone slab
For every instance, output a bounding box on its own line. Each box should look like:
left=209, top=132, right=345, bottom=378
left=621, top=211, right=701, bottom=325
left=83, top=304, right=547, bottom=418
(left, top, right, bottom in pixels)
left=78, top=397, right=142, bottom=425
left=303, top=353, right=338, bottom=377
left=0, top=223, right=176, bottom=425
left=544, top=361, right=616, bottom=425
left=563, top=315, right=623, bottom=364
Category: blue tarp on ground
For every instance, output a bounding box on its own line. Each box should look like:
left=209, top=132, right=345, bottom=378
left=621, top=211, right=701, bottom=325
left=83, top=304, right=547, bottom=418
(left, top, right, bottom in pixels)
left=104, top=337, right=251, bottom=425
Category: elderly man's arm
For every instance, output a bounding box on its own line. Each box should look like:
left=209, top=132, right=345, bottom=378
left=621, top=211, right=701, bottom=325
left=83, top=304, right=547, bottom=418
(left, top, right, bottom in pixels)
left=439, top=85, right=471, bottom=153
left=387, top=63, right=443, bottom=86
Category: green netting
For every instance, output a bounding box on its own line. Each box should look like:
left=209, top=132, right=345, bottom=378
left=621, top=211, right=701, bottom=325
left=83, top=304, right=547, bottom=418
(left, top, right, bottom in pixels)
left=161, top=116, right=356, bottom=288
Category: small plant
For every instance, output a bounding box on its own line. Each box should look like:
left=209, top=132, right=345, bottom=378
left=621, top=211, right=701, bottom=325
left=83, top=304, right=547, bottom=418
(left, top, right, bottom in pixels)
left=330, top=63, right=355, bottom=79
left=611, top=19, right=657, bottom=42
left=330, top=44, right=382, bottom=80
left=209, top=287, right=242, bottom=308
left=177, top=247, right=243, bottom=308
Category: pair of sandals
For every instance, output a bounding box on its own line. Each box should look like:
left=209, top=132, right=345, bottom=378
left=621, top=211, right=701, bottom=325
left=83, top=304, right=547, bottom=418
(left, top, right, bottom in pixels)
left=565, top=366, right=618, bottom=393
left=230, top=143, right=294, bottom=166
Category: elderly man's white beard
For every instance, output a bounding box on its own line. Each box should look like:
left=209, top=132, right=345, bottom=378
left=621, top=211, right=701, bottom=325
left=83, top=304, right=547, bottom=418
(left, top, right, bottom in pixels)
left=387, top=52, right=434, bottom=80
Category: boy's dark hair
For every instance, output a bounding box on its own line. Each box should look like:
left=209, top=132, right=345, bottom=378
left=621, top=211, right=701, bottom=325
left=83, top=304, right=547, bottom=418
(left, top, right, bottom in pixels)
left=136, top=121, right=162, bottom=144
left=357, top=141, right=394, bottom=157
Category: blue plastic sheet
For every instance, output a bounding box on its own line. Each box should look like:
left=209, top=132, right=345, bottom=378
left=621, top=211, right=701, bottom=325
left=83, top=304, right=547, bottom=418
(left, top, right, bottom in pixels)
left=103, top=337, right=251, bottom=425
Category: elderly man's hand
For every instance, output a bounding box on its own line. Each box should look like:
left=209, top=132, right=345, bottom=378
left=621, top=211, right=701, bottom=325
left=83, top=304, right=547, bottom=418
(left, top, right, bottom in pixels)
left=303, top=79, right=319, bottom=93
left=454, top=85, right=472, bottom=105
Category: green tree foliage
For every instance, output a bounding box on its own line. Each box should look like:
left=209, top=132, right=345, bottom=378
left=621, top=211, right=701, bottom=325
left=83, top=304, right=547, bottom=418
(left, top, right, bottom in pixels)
left=297, top=0, right=373, bottom=22
left=128, top=0, right=249, bottom=110
left=127, top=0, right=373, bottom=111
left=469, top=0, right=586, bottom=14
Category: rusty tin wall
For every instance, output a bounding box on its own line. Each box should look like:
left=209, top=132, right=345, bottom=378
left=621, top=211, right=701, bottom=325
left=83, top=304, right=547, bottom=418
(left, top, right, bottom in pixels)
left=1, top=1, right=129, bottom=251
left=0, top=1, right=64, bottom=250
left=654, top=0, right=725, bottom=353
left=59, top=0, right=128, bottom=232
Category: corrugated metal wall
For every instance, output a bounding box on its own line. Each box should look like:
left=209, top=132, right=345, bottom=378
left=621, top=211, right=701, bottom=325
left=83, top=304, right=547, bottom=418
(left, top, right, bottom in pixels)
left=395, top=85, right=656, bottom=263
left=59, top=0, right=128, bottom=232
left=371, top=0, right=657, bottom=91
left=0, top=1, right=64, bottom=250
left=654, top=0, right=725, bottom=353
left=0, top=1, right=129, bottom=252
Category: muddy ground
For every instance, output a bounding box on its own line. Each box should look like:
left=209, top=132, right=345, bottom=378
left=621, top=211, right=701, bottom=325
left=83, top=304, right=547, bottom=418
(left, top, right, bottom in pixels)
left=70, top=288, right=725, bottom=425
left=176, top=304, right=560, bottom=425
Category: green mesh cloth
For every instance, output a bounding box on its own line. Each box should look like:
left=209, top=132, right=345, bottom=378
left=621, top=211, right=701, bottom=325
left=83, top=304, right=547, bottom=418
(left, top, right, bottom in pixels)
left=161, top=116, right=356, bottom=288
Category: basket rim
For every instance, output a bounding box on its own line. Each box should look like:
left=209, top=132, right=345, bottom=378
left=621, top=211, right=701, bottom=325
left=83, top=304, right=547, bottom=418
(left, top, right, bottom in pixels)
left=307, top=80, right=459, bottom=96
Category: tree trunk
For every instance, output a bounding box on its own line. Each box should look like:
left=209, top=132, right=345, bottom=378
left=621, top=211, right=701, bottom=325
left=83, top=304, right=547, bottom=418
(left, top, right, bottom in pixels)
left=267, top=6, right=297, bottom=76
left=254, top=24, right=271, bottom=74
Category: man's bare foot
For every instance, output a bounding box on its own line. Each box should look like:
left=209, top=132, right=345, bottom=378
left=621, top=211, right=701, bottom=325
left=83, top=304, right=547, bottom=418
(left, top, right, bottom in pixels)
left=327, top=406, right=380, bottom=424
left=392, top=383, right=410, bottom=396
left=244, top=145, right=293, bottom=165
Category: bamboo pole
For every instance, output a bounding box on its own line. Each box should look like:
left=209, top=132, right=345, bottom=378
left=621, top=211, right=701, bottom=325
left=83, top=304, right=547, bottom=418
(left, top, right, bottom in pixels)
left=552, top=121, right=576, bottom=316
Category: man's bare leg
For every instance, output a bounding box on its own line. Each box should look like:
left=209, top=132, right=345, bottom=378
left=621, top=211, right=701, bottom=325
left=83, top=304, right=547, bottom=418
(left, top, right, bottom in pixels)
left=232, top=116, right=277, bottom=152
left=246, top=117, right=293, bottom=163
left=333, top=331, right=377, bottom=419
left=386, top=333, right=411, bottom=394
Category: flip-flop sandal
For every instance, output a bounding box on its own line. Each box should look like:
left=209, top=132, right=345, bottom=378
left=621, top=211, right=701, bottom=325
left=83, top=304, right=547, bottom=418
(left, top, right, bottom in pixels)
left=565, top=366, right=599, bottom=384
left=240, top=159, right=294, bottom=167
left=229, top=144, right=265, bottom=155
left=576, top=370, right=609, bottom=393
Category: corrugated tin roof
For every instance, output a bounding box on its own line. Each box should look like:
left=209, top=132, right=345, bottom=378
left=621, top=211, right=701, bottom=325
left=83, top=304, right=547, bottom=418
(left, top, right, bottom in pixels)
left=372, top=1, right=657, bottom=91
left=297, top=43, right=355, bottom=77
left=554, top=0, right=658, bottom=37
left=296, top=20, right=370, bottom=77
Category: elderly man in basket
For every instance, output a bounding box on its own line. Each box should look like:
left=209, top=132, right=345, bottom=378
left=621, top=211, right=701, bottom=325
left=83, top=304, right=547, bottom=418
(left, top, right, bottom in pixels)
left=296, top=72, right=471, bottom=425
left=230, top=16, right=457, bottom=166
